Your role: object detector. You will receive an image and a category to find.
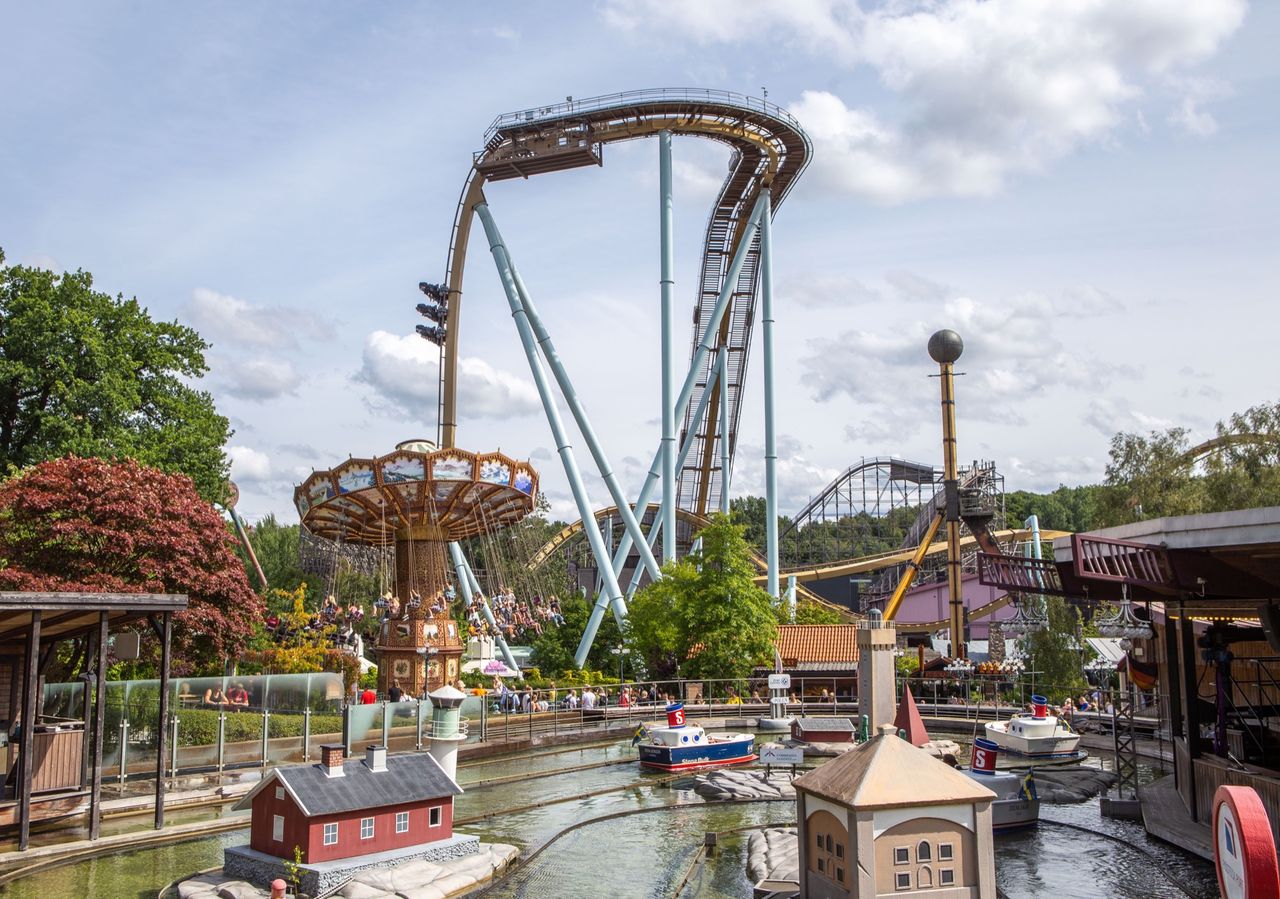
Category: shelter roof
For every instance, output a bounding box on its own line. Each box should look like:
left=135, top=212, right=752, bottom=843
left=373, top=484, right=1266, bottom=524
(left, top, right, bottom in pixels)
left=235, top=751, right=461, bottom=817
left=0, top=592, right=188, bottom=648
left=777, top=625, right=860, bottom=667
left=794, top=730, right=995, bottom=810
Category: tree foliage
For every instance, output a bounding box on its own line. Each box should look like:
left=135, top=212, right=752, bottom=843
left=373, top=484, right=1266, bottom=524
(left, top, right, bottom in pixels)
left=529, top=590, right=623, bottom=677
left=1023, top=596, right=1087, bottom=702
left=626, top=514, right=778, bottom=682
left=1004, top=485, right=1104, bottom=533
left=0, top=251, right=231, bottom=501
left=0, top=456, right=263, bottom=675
left=1098, top=401, right=1280, bottom=526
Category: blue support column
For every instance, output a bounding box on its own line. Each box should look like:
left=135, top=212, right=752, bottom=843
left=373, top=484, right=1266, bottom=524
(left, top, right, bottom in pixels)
left=760, top=188, right=779, bottom=599
left=507, top=266, right=662, bottom=585
left=448, top=541, right=520, bottom=678
left=718, top=347, right=731, bottom=516
left=474, top=203, right=628, bottom=669
left=609, top=192, right=770, bottom=579
left=624, top=356, right=720, bottom=599
left=659, top=130, right=677, bottom=564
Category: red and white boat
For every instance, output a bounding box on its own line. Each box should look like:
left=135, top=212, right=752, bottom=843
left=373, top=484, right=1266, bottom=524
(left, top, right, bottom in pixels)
left=984, top=695, right=1080, bottom=760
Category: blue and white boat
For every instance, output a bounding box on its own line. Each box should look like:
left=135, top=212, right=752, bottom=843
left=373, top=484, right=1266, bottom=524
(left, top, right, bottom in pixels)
left=984, top=695, right=1080, bottom=760
left=637, top=703, right=756, bottom=772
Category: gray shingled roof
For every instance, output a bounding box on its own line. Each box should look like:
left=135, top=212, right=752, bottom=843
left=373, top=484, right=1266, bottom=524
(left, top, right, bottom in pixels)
left=235, top=752, right=461, bottom=817
left=792, top=717, right=855, bottom=733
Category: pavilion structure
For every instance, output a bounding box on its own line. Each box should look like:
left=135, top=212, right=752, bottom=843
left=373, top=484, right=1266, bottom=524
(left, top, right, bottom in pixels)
left=0, top=591, right=187, bottom=849
left=978, top=506, right=1280, bottom=857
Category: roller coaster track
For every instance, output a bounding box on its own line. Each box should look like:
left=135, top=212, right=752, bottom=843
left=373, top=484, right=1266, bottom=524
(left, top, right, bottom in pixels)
left=437, top=89, right=812, bottom=518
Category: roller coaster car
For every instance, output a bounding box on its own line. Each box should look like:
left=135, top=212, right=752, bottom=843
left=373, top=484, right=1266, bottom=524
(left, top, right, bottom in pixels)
left=958, top=488, right=995, bottom=519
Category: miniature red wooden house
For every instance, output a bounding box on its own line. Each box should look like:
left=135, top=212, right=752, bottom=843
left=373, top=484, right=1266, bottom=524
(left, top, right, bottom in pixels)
left=233, top=744, right=461, bottom=864
left=791, top=717, right=857, bottom=744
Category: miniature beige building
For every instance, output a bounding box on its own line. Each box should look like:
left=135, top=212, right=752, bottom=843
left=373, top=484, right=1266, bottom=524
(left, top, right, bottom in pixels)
left=793, top=724, right=997, bottom=899
left=857, top=610, right=897, bottom=735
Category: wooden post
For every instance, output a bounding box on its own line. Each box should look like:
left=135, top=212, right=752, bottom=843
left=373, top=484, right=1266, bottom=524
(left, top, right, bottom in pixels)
left=18, top=610, right=41, bottom=850
left=154, top=611, right=172, bottom=830
left=89, top=612, right=108, bottom=840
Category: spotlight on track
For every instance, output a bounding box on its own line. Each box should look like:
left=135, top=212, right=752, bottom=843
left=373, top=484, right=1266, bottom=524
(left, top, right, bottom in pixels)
left=416, top=324, right=446, bottom=346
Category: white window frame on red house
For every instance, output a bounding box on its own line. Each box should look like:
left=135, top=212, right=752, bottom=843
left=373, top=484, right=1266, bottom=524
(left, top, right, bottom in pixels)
left=396, top=811, right=409, bottom=834
left=323, top=822, right=338, bottom=845
left=361, top=817, right=374, bottom=840
left=429, top=806, right=442, bottom=828
left=272, top=815, right=284, bottom=842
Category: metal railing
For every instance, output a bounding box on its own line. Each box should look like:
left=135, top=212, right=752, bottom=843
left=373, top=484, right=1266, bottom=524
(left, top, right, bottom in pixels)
left=483, top=88, right=805, bottom=144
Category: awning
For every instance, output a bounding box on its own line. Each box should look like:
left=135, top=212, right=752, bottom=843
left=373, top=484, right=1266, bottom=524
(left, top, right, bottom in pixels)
left=1085, top=637, right=1126, bottom=665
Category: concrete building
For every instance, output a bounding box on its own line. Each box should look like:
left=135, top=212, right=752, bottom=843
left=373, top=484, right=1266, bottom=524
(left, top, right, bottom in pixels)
left=793, top=725, right=997, bottom=898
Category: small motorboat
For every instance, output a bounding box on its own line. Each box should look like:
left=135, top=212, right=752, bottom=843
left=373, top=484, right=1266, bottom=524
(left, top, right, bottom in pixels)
left=967, top=737, right=1039, bottom=832
left=638, top=702, right=756, bottom=772
left=984, top=694, right=1080, bottom=760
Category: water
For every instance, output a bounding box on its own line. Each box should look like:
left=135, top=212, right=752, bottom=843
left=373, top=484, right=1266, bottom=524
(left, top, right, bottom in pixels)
left=0, top=733, right=1217, bottom=898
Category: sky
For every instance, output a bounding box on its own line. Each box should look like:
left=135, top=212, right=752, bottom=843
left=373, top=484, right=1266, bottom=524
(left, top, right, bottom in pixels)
left=2, top=1, right=1276, bottom=525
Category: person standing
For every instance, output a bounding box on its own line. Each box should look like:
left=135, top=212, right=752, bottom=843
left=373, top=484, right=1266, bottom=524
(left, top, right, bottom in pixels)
left=388, top=679, right=404, bottom=702
left=360, top=684, right=377, bottom=704
left=582, top=686, right=597, bottom=710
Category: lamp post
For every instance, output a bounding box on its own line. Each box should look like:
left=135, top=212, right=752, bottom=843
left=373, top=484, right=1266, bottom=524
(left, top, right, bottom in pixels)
left=610, top=646, right=631, bottom=684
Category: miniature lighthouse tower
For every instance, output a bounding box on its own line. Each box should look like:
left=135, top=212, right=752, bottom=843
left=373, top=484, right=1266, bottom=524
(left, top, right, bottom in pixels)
left=857, top=609, right=897, bottom=736
left=427, top=685, right=468, bottom=781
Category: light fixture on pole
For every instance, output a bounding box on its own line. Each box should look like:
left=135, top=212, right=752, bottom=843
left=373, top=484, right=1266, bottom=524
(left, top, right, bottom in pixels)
left=610, top=645, right=631, bottom=683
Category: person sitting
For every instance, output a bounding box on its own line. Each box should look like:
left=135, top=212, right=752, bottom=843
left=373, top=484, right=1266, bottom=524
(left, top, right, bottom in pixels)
left=226, top=682, right=250, bottom=709
left=203, top=685, right=228, bottom=708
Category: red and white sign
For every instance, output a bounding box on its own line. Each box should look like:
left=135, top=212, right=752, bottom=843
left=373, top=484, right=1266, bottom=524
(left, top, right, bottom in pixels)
left=1214, top=785, right=1280, bottom=899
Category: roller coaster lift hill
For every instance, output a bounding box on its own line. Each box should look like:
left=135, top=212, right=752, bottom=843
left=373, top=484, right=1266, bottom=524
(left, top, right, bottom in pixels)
left=416, top=90, right=1005, bottom=666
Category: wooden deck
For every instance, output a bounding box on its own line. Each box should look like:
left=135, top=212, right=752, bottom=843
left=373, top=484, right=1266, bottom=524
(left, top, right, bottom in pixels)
left=1140, top=774, right=1212, bottom=861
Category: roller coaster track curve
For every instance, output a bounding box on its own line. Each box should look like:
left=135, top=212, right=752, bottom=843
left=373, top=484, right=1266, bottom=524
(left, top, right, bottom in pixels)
left=436, top=89, right=811, bottom=517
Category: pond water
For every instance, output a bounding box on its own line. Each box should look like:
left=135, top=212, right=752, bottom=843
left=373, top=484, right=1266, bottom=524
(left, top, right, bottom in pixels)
left=0, top=731, right=1218, bottom=898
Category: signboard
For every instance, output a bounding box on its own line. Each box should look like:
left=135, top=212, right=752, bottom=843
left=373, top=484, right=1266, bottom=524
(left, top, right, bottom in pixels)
left=1214, top=785, right=1280, bottom=899
left=767, top=674, right=791, bottom=690
left=760, top=744, right=805, bottom=766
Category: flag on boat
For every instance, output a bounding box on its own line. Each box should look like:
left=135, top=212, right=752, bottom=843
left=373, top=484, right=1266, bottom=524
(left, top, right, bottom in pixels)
left=1020, top=772, right=1038, bottom=801
left=632, top=724, right=647, bottom=746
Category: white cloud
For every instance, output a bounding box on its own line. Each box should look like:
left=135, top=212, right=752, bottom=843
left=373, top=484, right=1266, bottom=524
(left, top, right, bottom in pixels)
left=19, top=253, right=60, bottom=271
left=358, top=330, right=541, bottom=422
left=733, top=435, right=843, bottom=515
left=606, top=0, right=1246, bottom=203
left=183, top=287, right=334, bottom=349
left=227, top=445, right=274, bottom=483
left=785, top=272, right=880, bottom=308
left=222, top=359, right=302, bottom=400
left=1083, top=397, right=1176, bottom=438
left=673, top=159, right=724, bottom=201
left=1006, top=455, right=1106, bottom=492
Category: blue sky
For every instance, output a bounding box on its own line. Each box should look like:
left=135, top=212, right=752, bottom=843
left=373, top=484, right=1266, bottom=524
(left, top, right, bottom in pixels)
left=2, top=1, right=1275, bottom=523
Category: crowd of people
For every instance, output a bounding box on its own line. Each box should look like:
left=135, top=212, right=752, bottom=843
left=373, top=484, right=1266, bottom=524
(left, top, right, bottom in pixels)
left=489, top=679, right=677, bottom=713
left=464, top=587, right=564, bottom=643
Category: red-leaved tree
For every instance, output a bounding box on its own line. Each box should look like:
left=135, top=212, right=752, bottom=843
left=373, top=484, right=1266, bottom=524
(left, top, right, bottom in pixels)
left=0, top=456, right=263, bottom=675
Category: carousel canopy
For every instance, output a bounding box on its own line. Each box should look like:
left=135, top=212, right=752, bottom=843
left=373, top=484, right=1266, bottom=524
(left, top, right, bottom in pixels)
left=295, top=443, right=538, bottom=544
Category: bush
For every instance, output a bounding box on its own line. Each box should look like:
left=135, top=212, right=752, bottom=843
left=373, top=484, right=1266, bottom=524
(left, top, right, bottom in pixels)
left=173, top=707, right=345, bottom=746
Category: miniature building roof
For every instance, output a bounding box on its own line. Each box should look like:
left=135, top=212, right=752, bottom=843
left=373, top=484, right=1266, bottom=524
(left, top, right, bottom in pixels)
left=794, top=730, right=995, bottom=810
left=776, top=625, right=860, bottom=667
left=233, top=752, right=461, bottom=816
left=894, top=686, right=931, bottom=747
left=792, top=717, right=856, bottom=734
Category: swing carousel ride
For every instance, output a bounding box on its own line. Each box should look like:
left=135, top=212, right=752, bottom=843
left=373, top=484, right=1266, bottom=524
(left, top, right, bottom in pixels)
left=295, top=439, right=538, bottom=696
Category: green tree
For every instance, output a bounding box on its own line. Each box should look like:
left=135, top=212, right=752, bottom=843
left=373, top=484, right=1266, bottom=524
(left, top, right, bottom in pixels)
left=529, top=591, right=622, bottom=676
left=789, top=598, right=843, bottom=625
left=626, top=514, right=778, bottom=682
left=1023, top=596, right=1087, bottom=702
left=0, top=251, right=230, bottom=500
left=1005, top=485, right=1105, bottom=533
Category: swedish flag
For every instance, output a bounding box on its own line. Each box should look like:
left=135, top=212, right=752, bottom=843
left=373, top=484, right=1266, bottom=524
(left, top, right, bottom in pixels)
left=632, top=724, right=647, bottom=746
left=1020, top=773, right=1038, bottom=801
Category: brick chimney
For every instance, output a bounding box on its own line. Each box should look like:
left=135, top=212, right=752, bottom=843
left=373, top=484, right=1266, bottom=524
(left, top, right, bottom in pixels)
left=319, top=744, right=345, bottom=778
left=365, top=744, right=387, bottom=773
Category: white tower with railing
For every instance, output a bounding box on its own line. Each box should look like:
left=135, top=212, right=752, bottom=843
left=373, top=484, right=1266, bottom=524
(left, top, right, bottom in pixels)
left=427, top=684, right=468, bottom=781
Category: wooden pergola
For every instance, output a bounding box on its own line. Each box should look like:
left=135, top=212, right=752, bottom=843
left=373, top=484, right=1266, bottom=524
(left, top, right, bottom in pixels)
left=0, top=592, right=187, bottom=850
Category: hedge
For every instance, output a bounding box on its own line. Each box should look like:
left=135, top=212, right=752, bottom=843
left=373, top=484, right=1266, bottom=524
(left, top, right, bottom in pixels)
left=172, top=708, right=345, bottom=747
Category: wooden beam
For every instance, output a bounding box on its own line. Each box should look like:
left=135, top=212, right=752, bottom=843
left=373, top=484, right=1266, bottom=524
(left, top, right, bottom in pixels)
left=154, top=611, right=172, bottom=830
left=89, top=612, right=107, bottom=841
left=18, top=609, right=40, bottom=850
